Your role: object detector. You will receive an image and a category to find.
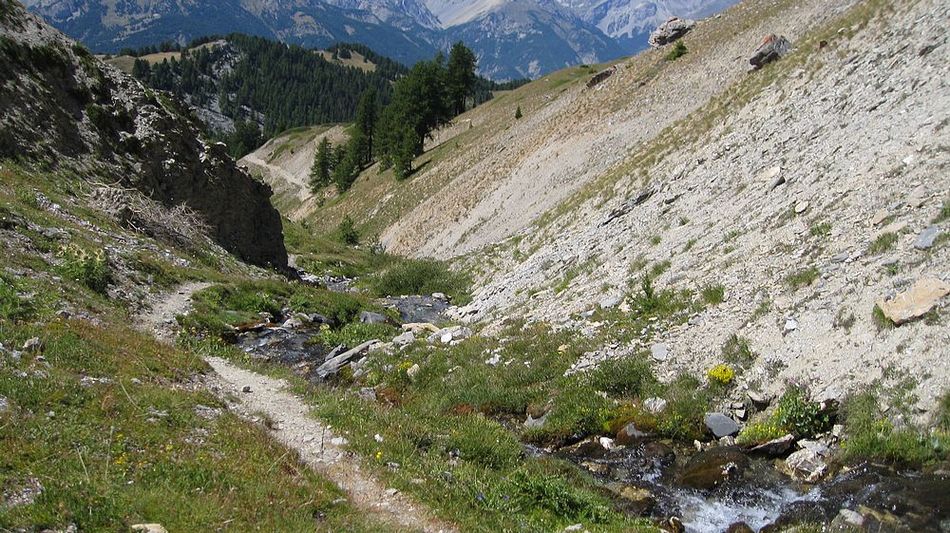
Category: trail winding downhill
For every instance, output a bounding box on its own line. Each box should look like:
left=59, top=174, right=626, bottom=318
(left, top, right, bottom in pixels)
left=137, top=283, right=457, bottom=533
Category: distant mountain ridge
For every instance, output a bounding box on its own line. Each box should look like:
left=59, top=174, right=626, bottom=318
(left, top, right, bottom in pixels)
left=21, top=0, right=737, bottom=78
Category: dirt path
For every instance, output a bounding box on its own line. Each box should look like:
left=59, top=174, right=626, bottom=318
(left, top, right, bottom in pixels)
left=139, top=283, right=457, bottom=533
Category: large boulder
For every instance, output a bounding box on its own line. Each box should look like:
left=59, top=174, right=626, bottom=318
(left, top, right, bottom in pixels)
left=648, top=17, right=696, bottom=48
left=749, top=34, right=792, bottom=69
left=876, top=277, right=950, bottom=325
left=680, top=446, right=750, bottom=490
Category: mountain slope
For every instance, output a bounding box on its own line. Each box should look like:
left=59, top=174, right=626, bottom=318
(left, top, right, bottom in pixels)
left=0, top=0, right=287, bottom=268
left=284, top=0, right=949, bottom=412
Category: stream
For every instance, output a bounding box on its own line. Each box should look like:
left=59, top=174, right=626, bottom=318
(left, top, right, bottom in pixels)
left=232, top=286, right=950, bottom=532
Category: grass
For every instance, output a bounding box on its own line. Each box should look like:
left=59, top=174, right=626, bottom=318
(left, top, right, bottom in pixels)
left=840, top=390, right=950, bottom=465
left=871, top=304, right=895, bottom=331
left=721, top=334, right=755, bottom=367
left=736, top=386, right=831, bottom=444
left=785, top=266, right=820, bottom=291
left=868, top=232, right=898, bottom=255
left=315, top=322, right=399, bottom=349
left=700, top=284, right=725, bottom=305
left=0, top=321, right=385, bottom=532
left=366, top=259, right=472, bottom=305
left=934, top=199, right=950, bottom=224
left=665, top=41, right=688, bottom=61
left=810, top=222, right=832, bottom=238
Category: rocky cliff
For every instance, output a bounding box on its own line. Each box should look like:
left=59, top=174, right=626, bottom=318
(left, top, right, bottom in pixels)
left=0, top=0, right=288, bottom=269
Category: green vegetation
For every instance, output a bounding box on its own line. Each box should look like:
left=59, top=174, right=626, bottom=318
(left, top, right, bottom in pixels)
left=721, top=334, right=756, bottom=367
left=337, top=214, right=360, bottom=245
left=935, top=199, right=950, bottom=223
left=707, top=364, right=735, bottom=386
left=315, top=322, right=398, bottom=349
left=0, top=274, right=33, bottom=321
left=515, top=105, right=523, bottom=119
left=871, top=304, right=895, bottom=331
left=868, top=232, right=898, bottom=255
left=785, top=266, right=820, bottom=291
left=56, top=243, right=111, bottom=294
left=736, top=420, right=786, bottom=445
left=841, top=390, right=950, bottom=465
left=701, top=283, right=725, bottom=305
left=367, top=259, right=472, bottom=304
left=810, top=222, right=832, bottom=238
left=665, top=41, right=688, bottom=61
left=736, top=386, right=831, bottom=444
left=0, top=321, right=384, bottom=532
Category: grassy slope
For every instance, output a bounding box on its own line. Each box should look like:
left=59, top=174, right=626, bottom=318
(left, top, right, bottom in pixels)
left=0, top=163, right=389, bottom=531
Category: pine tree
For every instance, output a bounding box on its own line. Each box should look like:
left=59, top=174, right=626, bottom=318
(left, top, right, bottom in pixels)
left=353, top=88, right=378, bottom=165
left=310, top=137, right=332, bottom=191
left=391, top=122, right=417, bottom=180
left=515, top=106, right=523, bottom=119
left=446, top=42, right=477, bottom=116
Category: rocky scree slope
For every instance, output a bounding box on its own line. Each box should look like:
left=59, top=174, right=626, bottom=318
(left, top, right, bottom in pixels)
left=457, top=0, right=949, bottom=411
left=0, top=0, right=288, bottom=269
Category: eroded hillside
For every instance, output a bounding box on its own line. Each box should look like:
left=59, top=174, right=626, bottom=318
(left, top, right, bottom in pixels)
left=282, top=0, right=949, bottom=413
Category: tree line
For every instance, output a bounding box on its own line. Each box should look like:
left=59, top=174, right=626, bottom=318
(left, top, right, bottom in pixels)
left=310, top=42, right=483, bottom=191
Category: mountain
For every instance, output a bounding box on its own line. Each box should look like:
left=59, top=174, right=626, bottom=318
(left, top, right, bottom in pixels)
left=439, top=0, right=625, bottom=80
left=19, top=0, right=440, bottom=64
left=0, top=0, right=287, bottom=268
left=323, top=0, right=442, bottom=30
left=555, top=0, right=738, bottom=50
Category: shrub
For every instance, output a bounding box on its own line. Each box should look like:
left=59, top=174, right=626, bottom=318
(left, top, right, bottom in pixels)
left=665, top=41, right=688, bottom=61
left=810, top=222, right=832, bottom=238
left=871, top=304, right=895, bottom=331
left=369, top=259, right=471, bottom=304
left=736, top=420, right=786, bottom=445
left=655, top=374, right=710, bottom=441
left=590, top=356, right=656, bottom=397
left=514, top=106, right=523, bottom=119
left=337, top=215, right=359, bottom=245
left=707, top=364, right=735, bottom=386
left=57, top=243, right=110, bottom=293
left=774, top=387, right=831, bottom=438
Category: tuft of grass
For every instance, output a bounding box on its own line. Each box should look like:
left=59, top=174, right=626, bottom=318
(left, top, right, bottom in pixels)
left=590, top=355, right=656, bottom=398
left=810, top=222, right=832, bottom=238
left=367, top=259, right=472, bottom=305
left=785, top=266, right=820, bottom=291
left=774, top=387, right=832, bottom=438
left=654, top=374, right=711, bottom=441
left=934, top=199, right=950, bottom=224
left=665, top=41, right=688, bottom=61
left=701, top=283, right=725, bottom=305
left=0, top=275, right=33, bottom=321
left=736, top=420, right=787, bottom=445
left=868, top=232, right=898, bottom=255
left=871, top=304, right=895, bottom=331
left=721, top=334, right=755, bottom=367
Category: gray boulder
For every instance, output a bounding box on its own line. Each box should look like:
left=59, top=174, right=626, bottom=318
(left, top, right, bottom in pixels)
left=749, top=34, right=792, bottom=69
left=648, top=17, right=696, bottom=48
left=704, top=412, right=740, bottom=438
left=359, top=311, right=390, bottom=324
left=914, top=226, right=940, bottom=250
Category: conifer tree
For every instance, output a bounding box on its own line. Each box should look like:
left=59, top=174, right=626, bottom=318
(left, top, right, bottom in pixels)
left=310, top=137, right=333, bottom=191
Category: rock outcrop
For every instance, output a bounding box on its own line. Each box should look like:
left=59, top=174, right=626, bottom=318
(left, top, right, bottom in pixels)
left=648, top=17, right=696, bottom=48
left=749, top=34, right=792, bottom=69
left=0, top=1, right=287, bottom=270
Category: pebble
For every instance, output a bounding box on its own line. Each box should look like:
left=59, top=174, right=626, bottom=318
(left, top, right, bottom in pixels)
left=650, top=343, right=669, bottom=361
left=914, top=225, right=939, bottom=250
left=241, top=385, right=252, bottom=393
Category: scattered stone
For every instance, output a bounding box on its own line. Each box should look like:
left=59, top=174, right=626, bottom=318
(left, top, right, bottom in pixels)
left=782, top=440, right=830, bottom=482
left=748, top=434, right=795, bottom=456
left=750, top=34, right=792, bottom=69
left=563, top=525, right=585, bottom=532
left=795, top=201, right=810, bottom=214
left=315, top=340, right=380, bottom=379
left=599, top=294, right=622, bottom=309
left=650, top=343, right=669, bottom=361
left=21, top=337, right=43, bottom=354
left=726, top=523, right=755, bottom=533
left=876, top=277, right=950, bottom=325
left=746, top=390, right=772, bottom=409
left=524, top=412, right=549, bottom=430
left=357, top=387, right=377, bottom=402
left=871, top=209, right=891, bottom=225
left=55, top=309, right=71, bottom=319
left=914, top=226, right=940, bottom=250
left=281, top=317, right=303, bottom=329
left=643, top=397, right=668, bottom=414
left=392, top=331, right=415, bottom=346
left=427, top=326, right=472, bottom=345
left=432, top=292, right=447, bottom=300
left=905, top=185, right=929, bottom=208
left=406, top=363, right=421, bottom=381
left=617, top=484, right=656, bottom=514
left=359, top=311, right=389, bottom=325
left=0, top=396, right=9, bottom=416
left=680, top=446, right=750, bottom=489
left=616, top=421, right=651, bottom=445
left=648, top=17, right=696, bottom=47
left=403, top=322, right=439, bottom=334
left=131, top=524, right=168, bottom=533
left=598, top=437, right=616, bottom=450
left=784, top=317, right=798, bottom=334
left=2, top=477, right=43, bottom=508
left=241, top=385, right=252, bottom=393
left=330, top=436, right=348, bottom=446
left=704, top=412, right=740, bottom=438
